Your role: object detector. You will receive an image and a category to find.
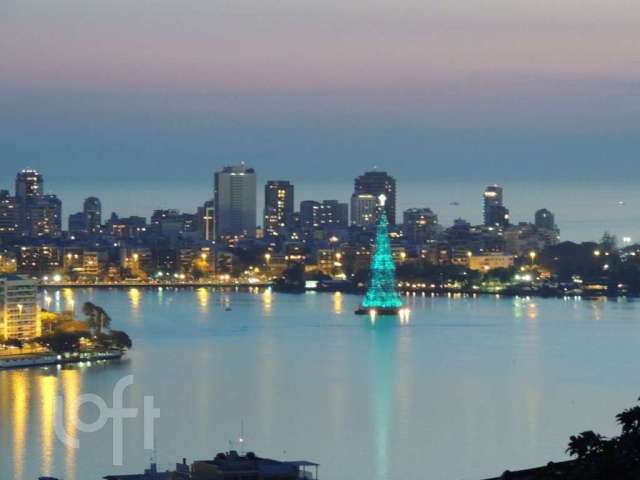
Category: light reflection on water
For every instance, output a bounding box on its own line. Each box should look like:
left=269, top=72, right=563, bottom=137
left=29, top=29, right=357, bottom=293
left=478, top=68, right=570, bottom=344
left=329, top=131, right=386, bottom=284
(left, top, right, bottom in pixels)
left=1, top=289, right=640, bottom=480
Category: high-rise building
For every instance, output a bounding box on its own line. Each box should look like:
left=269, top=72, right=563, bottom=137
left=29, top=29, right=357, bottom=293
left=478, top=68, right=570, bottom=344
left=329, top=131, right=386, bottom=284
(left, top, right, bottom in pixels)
left=0, top=190, right=20, bottom=238
left=403, top=208, right=440, bottom=244
left=17, top=245, right=60, bottom=276
left=214, top=164, right=257, bottom=239
left=350, top=193, right=378, bottom=227
left=534, top=208, right=560, bottom=245
left=264, top=181, right=294, bottom=238
left=354, top=171, right=397, bottom=225
left=0, top=275, right=39, bottom=340
left=68, top=212, right=87, bottom=236
left=15, top=169, right=43, bottom=202
left=300, top=201, right=320, bottom=231
left=83, top=197, right=102, bottom=234
left=535, top=208, right=556, bottom=231
left=483, top=185, right=509, bottom=228
left=25, top=194, right=62, bottom=237
left=318, top=200, right=348, bottom=229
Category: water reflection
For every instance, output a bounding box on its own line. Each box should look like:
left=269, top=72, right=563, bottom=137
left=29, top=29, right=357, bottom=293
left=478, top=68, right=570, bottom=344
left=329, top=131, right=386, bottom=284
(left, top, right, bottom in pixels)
left=196, top=287, right=210, bottom=312
left=39, top=374, right=57, bottom=476
left=333, top=292, right=343, bottom=315
left=262, top=288, right=273, bottom=315
left=129, top=288, right=141, bottom=319
left=62, top=369, right=81, bottom=480
left=369, top=318, right=401, bottom=480
left=12, top=374, right=30, bottom=480
left=63, top=288, right=75, bottom=314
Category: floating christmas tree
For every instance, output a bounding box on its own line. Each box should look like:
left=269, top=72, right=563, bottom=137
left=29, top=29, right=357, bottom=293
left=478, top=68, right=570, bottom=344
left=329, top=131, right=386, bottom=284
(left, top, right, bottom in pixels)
left=356, top=195, right=404, bottom=315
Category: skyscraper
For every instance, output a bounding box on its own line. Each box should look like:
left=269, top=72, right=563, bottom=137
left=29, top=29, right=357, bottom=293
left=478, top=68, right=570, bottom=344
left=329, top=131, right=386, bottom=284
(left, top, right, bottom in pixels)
left=68, top=212, right=87, bottom=236
left=318, top=200, right=348, bottom=229
left=300, top=200, right=320, bottom=231
left=83, top=197, right=102, bottom=234
left=535, top=208, right=560, bottom=244
left=214, top=164, right=257, bottom=239
left=0, top=190, right=20, bottom=238
left=354, top=171, right=396, bottom=225
left=350, top=193, right=378, bottom=227
left=403, top=208, right=440, bottom=244
left=15, top=169, right=43, bottom=202
left=483, top=185, right=509, bottom=228
left=25, top=195, right=62, bottom=237
left=263, top=181, right=294, bottom=237
left=535, top=208, right=556, bottom=231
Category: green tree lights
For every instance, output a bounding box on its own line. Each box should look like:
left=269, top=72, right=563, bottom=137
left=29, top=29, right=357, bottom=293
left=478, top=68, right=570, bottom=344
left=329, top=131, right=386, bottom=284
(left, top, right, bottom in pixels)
left=361, top=208, right=403, bottom=312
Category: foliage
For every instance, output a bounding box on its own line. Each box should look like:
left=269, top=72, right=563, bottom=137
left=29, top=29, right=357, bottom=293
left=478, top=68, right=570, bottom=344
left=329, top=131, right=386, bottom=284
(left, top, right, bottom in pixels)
left=106, top=330, right=132, bottom=350
left=95, top=330, right=133, bottom=350
left=37, top=332, right=83, bottom=353
left=82, top=302, right=112, bottom=335
left=526, top=398, right=640, bottom=479
left=274, top=263, right=305, bottom=292
left=2, top=338, right=24, bottom=349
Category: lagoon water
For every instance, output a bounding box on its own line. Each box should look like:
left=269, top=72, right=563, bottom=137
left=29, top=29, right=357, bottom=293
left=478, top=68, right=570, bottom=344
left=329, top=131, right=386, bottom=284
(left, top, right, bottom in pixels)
left=2, top=288, right=640, bottom=480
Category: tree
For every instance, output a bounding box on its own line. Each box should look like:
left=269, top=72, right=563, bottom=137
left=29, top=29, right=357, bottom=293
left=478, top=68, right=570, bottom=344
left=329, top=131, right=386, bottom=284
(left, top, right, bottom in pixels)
left=38, top=332, right=82, bottom=353
left=567, top=431, right=606, bottom=459
left=107, top=330, right=132, bottom=350
left=3, top=338, right=23, bottom=349
left=82, top=301, right=97, bottom=325
left=82, top=302, right=112, bottom=335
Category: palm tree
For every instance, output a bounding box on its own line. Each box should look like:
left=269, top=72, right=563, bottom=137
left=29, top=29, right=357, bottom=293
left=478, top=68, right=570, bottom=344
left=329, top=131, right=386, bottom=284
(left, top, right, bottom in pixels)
left=82, top=302, right=111, bottom=335
left=82, top=302, right=96, bottom=326
left=94, top=306, right=112, bottom=334
left=616, top=405, right=640, bottom=435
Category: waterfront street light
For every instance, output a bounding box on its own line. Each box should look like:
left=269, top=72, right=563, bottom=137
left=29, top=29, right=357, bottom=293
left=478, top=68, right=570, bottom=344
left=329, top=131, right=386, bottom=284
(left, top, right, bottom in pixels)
left=529, top=251, right=537, bottom=266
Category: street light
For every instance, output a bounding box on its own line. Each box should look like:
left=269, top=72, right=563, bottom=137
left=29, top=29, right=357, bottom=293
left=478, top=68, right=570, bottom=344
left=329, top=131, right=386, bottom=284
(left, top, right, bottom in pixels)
left=529, top=251, right=537, bottom=266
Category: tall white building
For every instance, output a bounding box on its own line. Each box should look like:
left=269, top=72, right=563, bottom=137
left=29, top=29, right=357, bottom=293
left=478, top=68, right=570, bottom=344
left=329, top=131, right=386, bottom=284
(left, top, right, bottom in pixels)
left=214, top=164, right=257, bottom=239
left=0, top=275, right=39, bottom=340
left=350, top=193, right=378, bottom=227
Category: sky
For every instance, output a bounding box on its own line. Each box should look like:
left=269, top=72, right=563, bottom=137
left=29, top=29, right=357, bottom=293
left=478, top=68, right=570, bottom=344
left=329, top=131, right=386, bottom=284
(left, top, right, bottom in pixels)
left=1, top=0, right=640, bottom=219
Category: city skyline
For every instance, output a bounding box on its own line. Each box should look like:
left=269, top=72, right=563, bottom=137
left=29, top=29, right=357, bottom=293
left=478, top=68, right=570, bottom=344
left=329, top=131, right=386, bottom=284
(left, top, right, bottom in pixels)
left=2, top=166, right=640, bottom=243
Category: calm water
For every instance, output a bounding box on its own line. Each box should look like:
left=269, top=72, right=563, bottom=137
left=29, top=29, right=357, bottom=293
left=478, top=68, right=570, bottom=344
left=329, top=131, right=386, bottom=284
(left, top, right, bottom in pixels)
left=2, top=288, right=640, bottom=480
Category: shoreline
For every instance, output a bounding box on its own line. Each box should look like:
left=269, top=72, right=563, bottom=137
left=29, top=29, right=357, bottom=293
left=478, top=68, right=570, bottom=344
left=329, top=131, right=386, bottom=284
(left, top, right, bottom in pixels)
left=0, top=349, right=124, bottom=370
left=37, top=281, right=638, bottom=300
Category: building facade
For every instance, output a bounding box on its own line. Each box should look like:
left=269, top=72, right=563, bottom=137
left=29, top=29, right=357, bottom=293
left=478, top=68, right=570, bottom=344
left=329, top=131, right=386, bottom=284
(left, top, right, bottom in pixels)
left=0, top=275, right=39, bottom=340
left=483, top=185, right=509, bottom=228
left=263, top=180, right=294, bottom=238
left=0, top=190, right=20, bottom=238
left=318, top=200, right=348, bottom=229
left=300, top=201, right=320, bottom=231
left=403, top=208, right=440, bottom=244
left=84, top=197, right=102, bottom=234
left=350, top=193, right=378, bottom=227
left=214, top=164, right=257, bottom=239
left=354, top=171, right=397, bottom=224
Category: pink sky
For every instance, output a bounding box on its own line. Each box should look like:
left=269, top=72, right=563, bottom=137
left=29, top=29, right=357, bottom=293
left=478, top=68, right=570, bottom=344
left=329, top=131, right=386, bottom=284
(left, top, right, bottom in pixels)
left=2, top=0, right=639, bottom=96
